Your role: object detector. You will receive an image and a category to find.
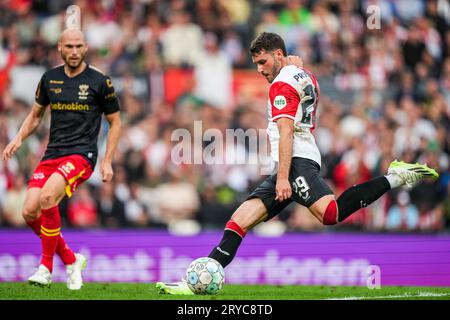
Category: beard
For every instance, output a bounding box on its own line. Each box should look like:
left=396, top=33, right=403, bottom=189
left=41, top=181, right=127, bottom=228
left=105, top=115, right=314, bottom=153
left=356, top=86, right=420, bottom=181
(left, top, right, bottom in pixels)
left=267, top=60, right=281, bottom=83
left=64, top=54, right=85, bottom=69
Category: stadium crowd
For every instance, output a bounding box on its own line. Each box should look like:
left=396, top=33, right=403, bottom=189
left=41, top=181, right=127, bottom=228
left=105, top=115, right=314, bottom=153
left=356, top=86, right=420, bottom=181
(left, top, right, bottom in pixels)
left=0, top=0, right=449, bottom=233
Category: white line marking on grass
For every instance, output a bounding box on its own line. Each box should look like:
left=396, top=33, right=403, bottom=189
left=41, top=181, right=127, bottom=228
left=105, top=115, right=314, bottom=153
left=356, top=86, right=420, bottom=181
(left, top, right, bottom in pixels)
left=326, top=292, right=450, bottom=300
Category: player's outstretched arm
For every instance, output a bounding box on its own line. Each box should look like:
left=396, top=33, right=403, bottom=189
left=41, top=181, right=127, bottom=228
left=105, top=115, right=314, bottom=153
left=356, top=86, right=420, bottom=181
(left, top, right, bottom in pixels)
left=287, top=55, right=303, bottom=68
left=100, top=111, right=121, bottom=182
left=2, top=103, right=47, bottom=161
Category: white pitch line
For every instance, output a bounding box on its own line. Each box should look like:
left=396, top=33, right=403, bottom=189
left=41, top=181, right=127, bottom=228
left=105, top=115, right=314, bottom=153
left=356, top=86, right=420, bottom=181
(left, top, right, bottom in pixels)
left=326, top=292, right=450, bottom=300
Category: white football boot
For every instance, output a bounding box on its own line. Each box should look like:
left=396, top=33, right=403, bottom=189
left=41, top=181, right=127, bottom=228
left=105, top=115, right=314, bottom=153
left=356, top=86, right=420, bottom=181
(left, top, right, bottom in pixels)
left=28, top=265, right=52, bottom=288
left=66, top=253, right=87, bottom=290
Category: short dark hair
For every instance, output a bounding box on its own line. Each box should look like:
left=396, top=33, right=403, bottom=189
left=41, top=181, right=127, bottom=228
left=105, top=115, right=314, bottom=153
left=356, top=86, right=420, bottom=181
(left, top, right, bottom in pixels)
left=249, top=32, right=287, bottom=56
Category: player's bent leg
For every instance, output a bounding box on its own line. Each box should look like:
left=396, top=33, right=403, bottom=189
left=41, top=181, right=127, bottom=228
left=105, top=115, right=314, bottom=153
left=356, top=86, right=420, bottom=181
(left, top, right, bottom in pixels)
left=308, top=194, right=337, bottom=225
left=23, top=187, right=53, bottom=287
left=34, top=173, right=67, bottom=277
left=209, top=198, right=267, bottom=268
left=230, top=198, right=269, bottom=232
left=40, top=172, right=68, bottom=210
left=157, top=199, right=268, bottom=295
left=40, top=173, right=79, bottom=288
left=308, top=160, right=440, bottom=226
left=23, top=186, right=76, bottom=268
left=309, top=178, right=390, bottom=225
left=23, top=188, right=43, bottom=234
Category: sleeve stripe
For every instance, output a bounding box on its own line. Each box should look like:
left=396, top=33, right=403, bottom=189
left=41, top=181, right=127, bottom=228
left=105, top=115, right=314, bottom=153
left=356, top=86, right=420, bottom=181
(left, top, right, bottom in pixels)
left=34, top=102, right=45, bottom=109
left=272, top=114, right=296, bottom=121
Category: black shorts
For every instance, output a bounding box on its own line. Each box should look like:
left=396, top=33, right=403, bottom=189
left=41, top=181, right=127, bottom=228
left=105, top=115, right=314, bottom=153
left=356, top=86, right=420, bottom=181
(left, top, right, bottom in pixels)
left=247, top=157, right=333, bottom=221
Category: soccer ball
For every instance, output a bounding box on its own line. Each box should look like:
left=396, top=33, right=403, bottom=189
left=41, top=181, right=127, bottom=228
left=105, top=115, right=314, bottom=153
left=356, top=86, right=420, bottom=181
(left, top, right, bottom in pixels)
left=185, top=257, right=225, bottom=294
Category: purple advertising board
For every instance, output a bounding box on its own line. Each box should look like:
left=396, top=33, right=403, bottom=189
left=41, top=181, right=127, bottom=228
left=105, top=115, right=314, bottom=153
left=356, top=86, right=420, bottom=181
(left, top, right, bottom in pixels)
left=0, top=230, right=449, bottom=287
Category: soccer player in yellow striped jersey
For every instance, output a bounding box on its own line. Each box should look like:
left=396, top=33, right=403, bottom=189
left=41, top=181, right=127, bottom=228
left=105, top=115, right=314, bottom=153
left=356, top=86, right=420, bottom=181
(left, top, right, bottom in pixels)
left=2, top=28, right=121, bottom=290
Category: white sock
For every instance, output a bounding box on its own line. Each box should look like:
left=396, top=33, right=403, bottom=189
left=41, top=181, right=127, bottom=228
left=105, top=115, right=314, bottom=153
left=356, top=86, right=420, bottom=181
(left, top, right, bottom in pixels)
left=385, top=174, right=403, bottom=189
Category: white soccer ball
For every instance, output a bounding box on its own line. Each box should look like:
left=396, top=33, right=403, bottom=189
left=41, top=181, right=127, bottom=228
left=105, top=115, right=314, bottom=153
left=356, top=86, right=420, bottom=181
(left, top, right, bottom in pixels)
left=185, top=257, right=225, bottom=295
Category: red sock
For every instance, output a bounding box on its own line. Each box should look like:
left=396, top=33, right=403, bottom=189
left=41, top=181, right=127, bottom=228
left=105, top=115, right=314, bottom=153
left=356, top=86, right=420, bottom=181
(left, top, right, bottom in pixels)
left=27, top=216, right=76, bottom=265
left=26, top=216, right=42, bottom=236
left=40, top=206, right=61, bottom=272
left=225, top=220, right=247, bottom=238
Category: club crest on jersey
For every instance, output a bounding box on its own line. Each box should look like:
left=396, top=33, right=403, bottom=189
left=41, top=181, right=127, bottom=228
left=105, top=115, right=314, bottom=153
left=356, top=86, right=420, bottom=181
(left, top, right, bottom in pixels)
left=273, top=95, right=287, bottom=110
left=78, top=84, right=89, bottom=100
left=61, top=162, right=75, bottom=175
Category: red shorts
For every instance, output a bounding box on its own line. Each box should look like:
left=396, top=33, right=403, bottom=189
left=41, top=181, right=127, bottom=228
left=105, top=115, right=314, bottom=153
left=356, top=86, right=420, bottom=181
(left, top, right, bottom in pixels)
left=28, top=154, right=93, bottom=198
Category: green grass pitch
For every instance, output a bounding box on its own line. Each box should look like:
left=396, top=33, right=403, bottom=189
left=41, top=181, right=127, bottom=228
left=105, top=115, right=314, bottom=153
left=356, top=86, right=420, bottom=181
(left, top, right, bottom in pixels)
left=0, top=283, right=449, bottom=300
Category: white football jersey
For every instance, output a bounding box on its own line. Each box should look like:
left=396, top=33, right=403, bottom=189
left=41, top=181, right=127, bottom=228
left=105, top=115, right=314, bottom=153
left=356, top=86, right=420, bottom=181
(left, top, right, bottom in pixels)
left=267, top=65, right=321, bottom=166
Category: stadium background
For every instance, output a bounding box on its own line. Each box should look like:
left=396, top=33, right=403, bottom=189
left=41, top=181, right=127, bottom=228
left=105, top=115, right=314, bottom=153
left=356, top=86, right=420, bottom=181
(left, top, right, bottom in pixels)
left=0, top=0, right=449, bottom=287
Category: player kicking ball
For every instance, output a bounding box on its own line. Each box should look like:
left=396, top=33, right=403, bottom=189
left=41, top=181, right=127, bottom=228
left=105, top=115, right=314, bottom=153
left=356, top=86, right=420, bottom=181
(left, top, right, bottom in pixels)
left=2, top=28, right=121, bottom=289
left=156, top=32, right=439, bottom=295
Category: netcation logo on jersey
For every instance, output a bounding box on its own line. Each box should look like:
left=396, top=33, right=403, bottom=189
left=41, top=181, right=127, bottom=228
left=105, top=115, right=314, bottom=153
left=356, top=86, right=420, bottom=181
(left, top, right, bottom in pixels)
left=78, top=84, right=89, bottom=100
left=51, top=102, right=90, bottom=111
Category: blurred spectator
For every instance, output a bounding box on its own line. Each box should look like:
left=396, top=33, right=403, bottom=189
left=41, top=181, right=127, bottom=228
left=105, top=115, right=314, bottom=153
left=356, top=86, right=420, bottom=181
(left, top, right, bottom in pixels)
left=310, top=1, right=339, bottom=35
left=443, top=181, right=450, bottom=230
left=113, top=165, right=130, bottom=203
left=424, top=0, right=449, bottom=42
left=67, top=184, right=98, bottom=228
left=160, top=9, right=203, bottom=67
left=124, top=148, right=147, bottom=183
left=409, top=153, right=447, bottom=232
left=189, top=0, right=225, bottom=34
left=194, top=32, right=232, bottom=108
left=197, top=184, right=238, bottom=229
left=395, top=0, right=425, bottom=22
left=386, top=191, right=419, bottom=231
left=278, top=0, right=312, bottom=29
left=254, top=9, right=286, bottom=42
left=39, top=8, right=65, bottom=45
left=1, top=173, right=26, bottom=227
left=124, top=182, right=149, bottom=227
left=155, top=179, right=200, bottom=225
left=96, top=182, right=126, bottom=228
left=333, top=137, right=372, bottom=229
left=84, top=6, right=122, bottom=51
left=401, top=27, right=426, bottom=70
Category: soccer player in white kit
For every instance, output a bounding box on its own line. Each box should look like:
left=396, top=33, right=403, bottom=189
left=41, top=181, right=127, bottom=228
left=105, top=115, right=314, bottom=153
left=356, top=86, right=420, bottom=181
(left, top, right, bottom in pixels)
left=157, top=32, right=438, bottom=295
